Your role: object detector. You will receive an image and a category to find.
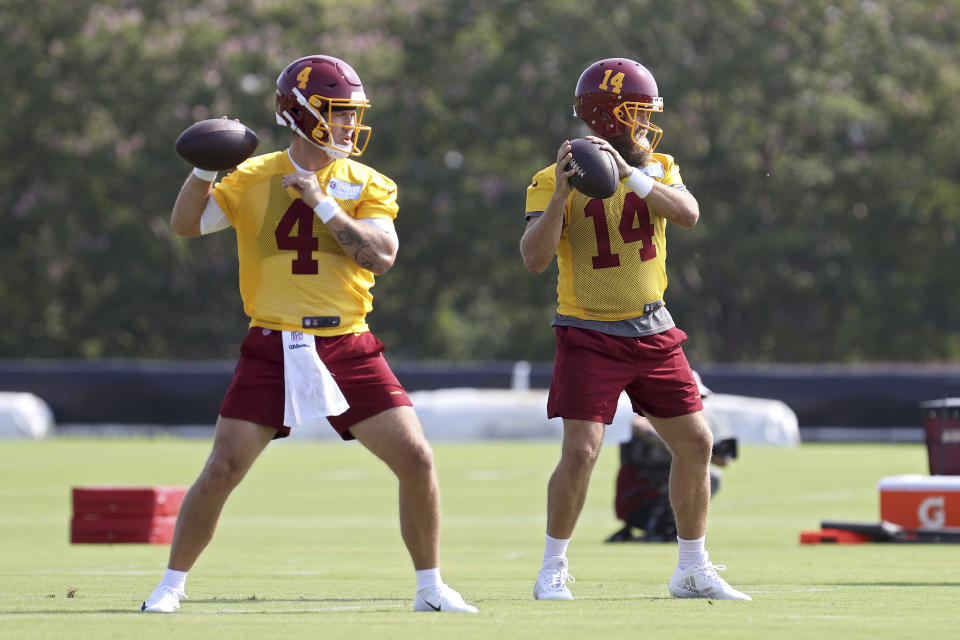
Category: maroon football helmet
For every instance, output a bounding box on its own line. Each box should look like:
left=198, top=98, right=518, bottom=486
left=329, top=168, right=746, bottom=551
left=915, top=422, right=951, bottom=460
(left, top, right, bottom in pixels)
left=276, top=55, right=372, bottom=158
left=574, top=58, right=664, bottom=152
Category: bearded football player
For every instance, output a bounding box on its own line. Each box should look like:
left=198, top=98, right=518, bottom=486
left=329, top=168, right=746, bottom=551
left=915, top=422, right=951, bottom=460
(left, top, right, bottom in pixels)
left=521, top=58, right=751, bottom=602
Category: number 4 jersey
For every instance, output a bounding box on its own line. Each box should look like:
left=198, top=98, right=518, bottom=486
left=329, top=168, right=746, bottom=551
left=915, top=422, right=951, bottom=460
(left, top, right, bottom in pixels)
left=209, top=150, right=398, bottom=336
left=525, top=153, right=683, bottom=322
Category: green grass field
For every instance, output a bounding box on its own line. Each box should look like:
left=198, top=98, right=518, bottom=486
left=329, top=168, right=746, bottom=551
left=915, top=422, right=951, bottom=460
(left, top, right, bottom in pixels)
left=0, top=436, right=955, bottom=639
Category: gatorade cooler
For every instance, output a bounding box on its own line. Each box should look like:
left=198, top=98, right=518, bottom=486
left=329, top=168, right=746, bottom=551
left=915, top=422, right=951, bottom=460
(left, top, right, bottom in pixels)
left=71, top=486, right=186, bottom=544
left=878, top=475, right=960, bottom=531
left=919, top=398, right=960, bottom=475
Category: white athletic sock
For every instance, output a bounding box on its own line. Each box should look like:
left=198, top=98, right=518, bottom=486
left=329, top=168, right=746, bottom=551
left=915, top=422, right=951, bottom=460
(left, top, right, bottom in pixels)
left=160, top=568, right=188, bottom=591
left=676, top=536, right=708, bottom=570
left=543, top=534, right=571, bottom=564
left=415, top=568, right=442, bottom=592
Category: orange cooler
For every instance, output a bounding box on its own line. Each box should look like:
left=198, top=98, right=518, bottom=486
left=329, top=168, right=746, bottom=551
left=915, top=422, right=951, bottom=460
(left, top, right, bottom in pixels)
left=878, top=475, right=960, bottom=531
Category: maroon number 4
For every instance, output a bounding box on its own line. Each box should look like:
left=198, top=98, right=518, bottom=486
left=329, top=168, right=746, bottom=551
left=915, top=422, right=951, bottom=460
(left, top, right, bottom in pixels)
left=275, top=201, right=319, bottom=274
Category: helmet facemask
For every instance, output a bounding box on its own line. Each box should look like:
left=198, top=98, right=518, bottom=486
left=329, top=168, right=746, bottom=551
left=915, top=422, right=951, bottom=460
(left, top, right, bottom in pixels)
left=282, top=87, right=371, bottom=159
left=614, top=98, right=664, bottom=153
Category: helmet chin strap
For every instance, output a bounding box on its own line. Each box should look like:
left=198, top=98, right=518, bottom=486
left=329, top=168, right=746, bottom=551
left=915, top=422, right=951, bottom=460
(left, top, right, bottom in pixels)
left=316, top=113, right=353, bottom=159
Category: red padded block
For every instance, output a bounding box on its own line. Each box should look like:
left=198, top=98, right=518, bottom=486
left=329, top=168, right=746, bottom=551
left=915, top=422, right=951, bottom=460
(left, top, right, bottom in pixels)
left=72, top=486, right=186, bottom=518
left=70, top=486, right=185, bottom=544
left=70, top=515, right=176, bottom=544
left=799, top=528, right=871, bottom=544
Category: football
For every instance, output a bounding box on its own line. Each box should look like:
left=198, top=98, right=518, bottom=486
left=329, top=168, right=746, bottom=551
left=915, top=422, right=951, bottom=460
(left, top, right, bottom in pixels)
left=566, top=138, right=619, bottom=200
left=174, top=118, right=259, bottom=171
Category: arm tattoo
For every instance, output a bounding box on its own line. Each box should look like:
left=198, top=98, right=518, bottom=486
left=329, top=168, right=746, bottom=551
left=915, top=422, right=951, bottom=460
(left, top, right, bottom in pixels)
left=337, top=226, right=364, bottom=247
left=337, top=227, right=377, bottom=270
left=353, top=248, right=377, bottom=270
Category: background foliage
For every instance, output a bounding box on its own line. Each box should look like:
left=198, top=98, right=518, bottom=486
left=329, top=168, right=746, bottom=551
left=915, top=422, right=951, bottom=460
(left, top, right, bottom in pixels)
left=2, top=0, right=958, bottom=362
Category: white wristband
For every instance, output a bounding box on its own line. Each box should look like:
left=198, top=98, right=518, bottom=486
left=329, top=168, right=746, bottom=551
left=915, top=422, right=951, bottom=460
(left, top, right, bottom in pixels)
left=192, top=167, right=218, bottom=182
left=625, top=167, right=655, bottom=198
left=313, top=197, right=340, bottom=224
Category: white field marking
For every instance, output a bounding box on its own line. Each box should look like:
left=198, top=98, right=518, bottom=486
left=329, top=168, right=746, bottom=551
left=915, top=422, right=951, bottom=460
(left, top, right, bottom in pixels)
left=193, top=595, right=674, bottom=612
left=463, top=470, right=537, bottom=481
left=572, top=593, right=665, bottom=600
left=0, top=603, right=410, bottom=620
left=28, top=568, right=325, bottom=577
left=440, top=515, right=547, bottom=526
left=747, top=587, right=835, bottom=594
left=267, top=570, right=325, bottom=575
left=31, top=568, right=157, bottom=576
left=224, top=515, right=397, bottom=526
left=719, top=488, right=868, bottom=506
left=316, top=470, right=376, bottom=481
left=188, top=602, right=409, bottom=614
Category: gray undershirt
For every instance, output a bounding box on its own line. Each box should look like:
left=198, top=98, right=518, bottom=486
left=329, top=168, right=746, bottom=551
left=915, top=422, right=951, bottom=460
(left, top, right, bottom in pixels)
left=551, top=306, right=676, bottom=337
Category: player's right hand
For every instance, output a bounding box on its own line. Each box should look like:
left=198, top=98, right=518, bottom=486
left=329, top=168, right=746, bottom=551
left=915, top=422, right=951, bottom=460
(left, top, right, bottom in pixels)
left=282, top=173, right=326, bottom=208
left=554, top=140, right=575, bottom=197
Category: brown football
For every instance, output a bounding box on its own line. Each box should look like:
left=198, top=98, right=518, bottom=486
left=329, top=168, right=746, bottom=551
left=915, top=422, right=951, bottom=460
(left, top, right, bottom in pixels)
left=175, top=118, right=259, bottom=171
left=566, top=138, right=619, bottom=200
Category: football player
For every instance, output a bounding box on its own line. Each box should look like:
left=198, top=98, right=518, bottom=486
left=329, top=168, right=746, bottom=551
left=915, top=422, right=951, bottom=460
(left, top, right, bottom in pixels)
left=141, top=55, right=476, bottom=614
left=521, top=58, right=751, bottom=601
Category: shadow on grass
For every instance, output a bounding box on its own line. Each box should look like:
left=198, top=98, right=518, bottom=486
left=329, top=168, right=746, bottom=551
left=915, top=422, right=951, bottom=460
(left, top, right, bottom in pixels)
left=1, top=593, right=674, bottom=616
left=825, top=582, right=960, bottom=588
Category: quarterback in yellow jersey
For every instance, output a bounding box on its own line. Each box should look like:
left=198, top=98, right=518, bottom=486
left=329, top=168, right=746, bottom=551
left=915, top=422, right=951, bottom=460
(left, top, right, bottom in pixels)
left=141, top=55, right=476, bottom=615
left=521, top=58, right=750, bottom=602
left=209, top=148, right=398, bottom=336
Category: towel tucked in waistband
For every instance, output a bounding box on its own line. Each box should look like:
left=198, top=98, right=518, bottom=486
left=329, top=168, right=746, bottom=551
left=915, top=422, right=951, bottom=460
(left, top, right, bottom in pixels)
left=282, top=331, right=349, bottom=429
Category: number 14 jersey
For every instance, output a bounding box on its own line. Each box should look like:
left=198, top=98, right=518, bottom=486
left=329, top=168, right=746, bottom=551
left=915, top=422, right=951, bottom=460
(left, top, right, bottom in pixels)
left=211, top=150, right=398, bottom=336
left=525, top=153, right=683, bottom=322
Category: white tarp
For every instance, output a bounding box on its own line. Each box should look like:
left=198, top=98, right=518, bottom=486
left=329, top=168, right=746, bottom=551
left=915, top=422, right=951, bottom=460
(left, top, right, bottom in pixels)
left=0, top=392, right=55, bottom=439
left=289, top=387, right=800, bottom=445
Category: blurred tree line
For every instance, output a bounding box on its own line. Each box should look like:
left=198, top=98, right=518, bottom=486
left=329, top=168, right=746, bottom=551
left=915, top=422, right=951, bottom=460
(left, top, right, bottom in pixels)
left=1, top=0, right=957, bottom=363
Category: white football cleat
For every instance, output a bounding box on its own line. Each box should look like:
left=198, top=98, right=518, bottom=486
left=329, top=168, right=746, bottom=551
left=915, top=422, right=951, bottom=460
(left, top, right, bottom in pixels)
left=413, top=584, right=478, bottom=613
left=668, top=561, right=751, bottom=600
left=534, top=556, right=575, bottom=600
left=140, top=584, right=187, bottom=612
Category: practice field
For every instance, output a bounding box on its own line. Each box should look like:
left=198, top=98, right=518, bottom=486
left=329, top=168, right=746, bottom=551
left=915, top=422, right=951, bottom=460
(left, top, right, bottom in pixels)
left=0, top=437, right=954, bottom=639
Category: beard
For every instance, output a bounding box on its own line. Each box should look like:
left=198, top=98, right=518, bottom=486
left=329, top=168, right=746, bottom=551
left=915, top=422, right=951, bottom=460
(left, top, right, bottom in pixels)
left=607, top=129, right=651, bottom=168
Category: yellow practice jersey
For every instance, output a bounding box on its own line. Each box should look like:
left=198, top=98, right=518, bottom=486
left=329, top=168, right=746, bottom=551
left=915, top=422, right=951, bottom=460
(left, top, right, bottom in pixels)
left=211, top=150, right=398, bottom=336
left=525, top=153, right=683, bottom=321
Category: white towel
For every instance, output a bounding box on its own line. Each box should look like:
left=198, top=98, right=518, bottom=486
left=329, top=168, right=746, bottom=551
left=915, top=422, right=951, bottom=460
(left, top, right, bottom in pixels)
left=282, top=331, right=349, bottom=428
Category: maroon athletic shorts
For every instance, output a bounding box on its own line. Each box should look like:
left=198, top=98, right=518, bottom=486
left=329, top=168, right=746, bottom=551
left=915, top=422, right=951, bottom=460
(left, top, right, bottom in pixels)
left=547, top=325, right=703, bottom=423
left=220, top=327, right=412, bottom=440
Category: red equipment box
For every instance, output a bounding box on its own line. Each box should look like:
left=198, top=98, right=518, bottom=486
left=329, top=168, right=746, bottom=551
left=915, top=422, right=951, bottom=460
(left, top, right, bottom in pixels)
left=72, top=485, right=186, bottom=517
left=878, top=475, right=960, bottom=531
left=70, top=515, right=177, bottom=544
left=799, top=528, right=871, bottom=544
left=71, top=485, right=186, bottom=544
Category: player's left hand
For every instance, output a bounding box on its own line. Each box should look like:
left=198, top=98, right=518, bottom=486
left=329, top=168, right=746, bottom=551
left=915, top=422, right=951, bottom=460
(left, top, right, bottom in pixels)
left=584, top=135, right=633, bottom=180
left=282, top=173, right=325, bottom=208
